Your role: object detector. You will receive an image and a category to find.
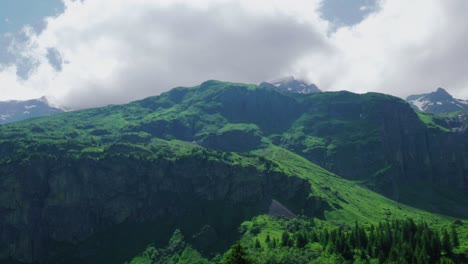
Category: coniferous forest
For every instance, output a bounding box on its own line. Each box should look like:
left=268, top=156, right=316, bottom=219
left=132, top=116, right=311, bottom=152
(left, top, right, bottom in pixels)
left=131, top=217, right=463, bottom=264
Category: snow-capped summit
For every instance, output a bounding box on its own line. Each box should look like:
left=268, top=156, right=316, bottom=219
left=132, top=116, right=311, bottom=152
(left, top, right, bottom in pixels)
left=406, top=88, right=468, bottom=114
left=259, top=76, right=321, bottom=94
left=0, top=97, right=64, bottom=125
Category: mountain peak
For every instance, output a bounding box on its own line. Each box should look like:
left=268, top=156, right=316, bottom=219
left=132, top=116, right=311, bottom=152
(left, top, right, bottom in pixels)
left=259, top=76, right=321, bottom=94
left=406, top=87, right=467, bottom=114
left=436, top=87, right=447, bottom=93
left=434, top=87, right=453, bottom=99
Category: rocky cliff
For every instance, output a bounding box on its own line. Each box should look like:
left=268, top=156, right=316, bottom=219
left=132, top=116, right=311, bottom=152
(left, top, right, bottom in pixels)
left=279, top=91, right=468, bottom=197
left=0, top=147, right=327, bottom=263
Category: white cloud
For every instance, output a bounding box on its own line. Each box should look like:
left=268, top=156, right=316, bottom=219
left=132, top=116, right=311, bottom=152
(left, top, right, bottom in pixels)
left=0, top=0, right=468, bottom=109
left=0, top=0, right=327, bottom=109
left=359, top=6, right=369, bottom=11
left=303, top=0, right=468, bottom=99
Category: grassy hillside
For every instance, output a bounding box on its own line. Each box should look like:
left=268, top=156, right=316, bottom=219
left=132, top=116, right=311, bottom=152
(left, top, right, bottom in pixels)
left=0, top=80, right=467, bottom=263
left=128, top=144, right=468, bottom=264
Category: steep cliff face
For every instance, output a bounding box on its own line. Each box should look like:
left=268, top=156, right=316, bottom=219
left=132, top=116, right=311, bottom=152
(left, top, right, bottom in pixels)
left=370, top=101, right=467, bottom=195
left=279, top=92, right=468, bottom=196
left=0, top=151, right=327, bottom=263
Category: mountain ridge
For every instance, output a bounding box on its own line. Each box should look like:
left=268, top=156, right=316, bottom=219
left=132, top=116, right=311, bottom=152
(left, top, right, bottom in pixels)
left=406, top=87, right=468, bottom=114
left=259, top=76, right=321, bottom=94
left=0, top=96, right=64, bottom=125
left=0, top=80, right=467, bottom=263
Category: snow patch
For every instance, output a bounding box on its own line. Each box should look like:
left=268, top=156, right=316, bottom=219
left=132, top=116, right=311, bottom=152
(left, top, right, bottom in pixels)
left=410, top=97, right=430, bottom=111
left=0, top=114, right=10, bottom=121
left=436, top=102, right=442, bottom=105
left=24, top=105, right=37, bottom=110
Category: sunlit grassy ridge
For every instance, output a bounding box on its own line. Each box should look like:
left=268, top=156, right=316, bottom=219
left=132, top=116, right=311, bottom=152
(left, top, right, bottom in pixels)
left=255, top=145, right=459, bottom=226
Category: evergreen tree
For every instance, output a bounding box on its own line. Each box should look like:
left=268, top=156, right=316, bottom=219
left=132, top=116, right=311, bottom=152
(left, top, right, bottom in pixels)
left=222, top=242, right=253, bottom=264
left=451, top=225, right=459, bottom=248
left=271, top=238, right=277, bottom=249
left=310, top=230, right=318, bottom=243
left=255, top=238, right=261, bottom=249
left=442, top=229, right=453, bottom=256
left=281, top=231, right=293, bottom=247
left=295, top=232, right=308, bottom=248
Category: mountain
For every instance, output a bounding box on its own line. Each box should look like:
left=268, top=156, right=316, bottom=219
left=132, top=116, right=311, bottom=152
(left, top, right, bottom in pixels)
left=406, top=87, right=468, bottom=114
left=259, top=76, right=321, bottom=94
left=0, top=97, right=64, bottom=124
left=0, top=81, right=466, bottom=263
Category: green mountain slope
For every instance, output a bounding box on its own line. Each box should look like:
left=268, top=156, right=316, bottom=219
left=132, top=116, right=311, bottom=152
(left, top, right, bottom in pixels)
left=128, top=146, right=467, bottom=264
left=0, top=80, right=467, bottom=263
left=2, top=80, right=466, bottom=213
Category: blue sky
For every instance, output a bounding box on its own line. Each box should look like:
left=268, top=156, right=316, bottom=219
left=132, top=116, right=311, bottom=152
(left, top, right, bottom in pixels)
left=0, top=0, right=378, bottom=78
left=0, top=0, right=376, bottom=35
left=0, top=0, right=64, bottom=34
left=0, top=0, right=64, bottom=68
left=321, top=0, right=378, bottom=26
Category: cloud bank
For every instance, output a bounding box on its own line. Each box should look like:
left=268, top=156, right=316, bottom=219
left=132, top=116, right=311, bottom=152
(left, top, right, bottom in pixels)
left=0, top=0, right=467, bottom=109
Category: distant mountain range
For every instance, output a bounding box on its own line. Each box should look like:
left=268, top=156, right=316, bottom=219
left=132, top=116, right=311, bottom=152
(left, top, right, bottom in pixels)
left=262, top=79, right=468, bottom=115
left=0, top=97, right=64, bottom=124
left=406, top=87, right=468, bottom=114
left=259, top=76, right=321, bottom=94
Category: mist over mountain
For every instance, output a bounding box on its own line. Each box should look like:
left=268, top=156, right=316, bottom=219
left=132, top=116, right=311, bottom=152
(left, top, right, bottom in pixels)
left=259, top=76, right=321, bottom=94
left=0, top=97, right=64, bottom=124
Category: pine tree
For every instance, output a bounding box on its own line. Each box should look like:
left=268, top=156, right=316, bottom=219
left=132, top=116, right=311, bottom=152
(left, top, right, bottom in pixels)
left=310, top=230, right=318, bottom=243
left=271, top=238, right=277, bottom=248
left=430, top=234, right=441, bottom=262
left=451, top=225, right=459, bottom=248
left=255, top=238, right=261, bottom=249
left=295, top=232, right=308, bottom=248
left=281, top=231, right=293, bottom=247
left=442, top=229, right=453, bottom=256
left=222, top=242, right=253, bottom=264
left=321, top=228, right=329, bottom=245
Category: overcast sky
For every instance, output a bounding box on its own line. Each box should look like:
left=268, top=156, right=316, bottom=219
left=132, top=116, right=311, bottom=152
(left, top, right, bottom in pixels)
left=0, top=0, right=467, bottom=109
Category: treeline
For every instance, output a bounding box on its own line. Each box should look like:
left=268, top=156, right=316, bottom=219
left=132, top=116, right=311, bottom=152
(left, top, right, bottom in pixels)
left=131, top=218, right=462, bottom=264
left=312, top=219, right=458, bottom=263
left=239, top=218, right=461, bottom=264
